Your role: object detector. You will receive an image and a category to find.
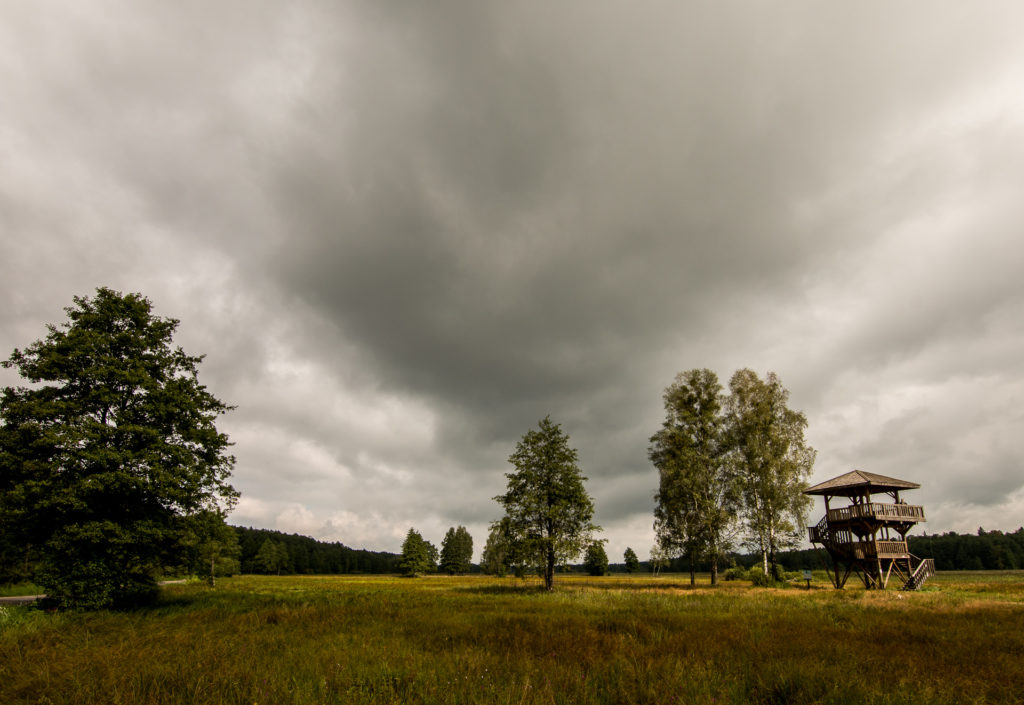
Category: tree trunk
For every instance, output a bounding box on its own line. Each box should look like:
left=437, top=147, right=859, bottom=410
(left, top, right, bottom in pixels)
left=710, top=556, right=718, bottom=586
left=689, top=554, right=696, bottom=586
left=544, top=548, right=555, bottom=591
left=209, top=554, right=216, bottom=587
left=768, top=523, right=779, bottom=581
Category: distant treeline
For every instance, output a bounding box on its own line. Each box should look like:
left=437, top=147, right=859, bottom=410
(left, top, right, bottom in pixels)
left=233, top=526, right=400, bottom=575
left=234, top=525, right=1024, bottom=577
left=609, top=528, right=1024, bottom=574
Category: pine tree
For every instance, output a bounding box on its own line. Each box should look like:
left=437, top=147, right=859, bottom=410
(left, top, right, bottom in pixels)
left=399, top=528, right=434, bottom=576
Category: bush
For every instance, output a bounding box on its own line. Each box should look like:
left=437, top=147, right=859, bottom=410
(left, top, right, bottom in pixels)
left=748, top=566, right=771, bottom=587
left=723, top=566, right=748, bottom=581
left=747, top=565, right=792, bottom=588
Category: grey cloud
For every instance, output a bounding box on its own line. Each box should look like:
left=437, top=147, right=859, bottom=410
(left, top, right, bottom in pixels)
left=3, top=1, right=1024, bottom=553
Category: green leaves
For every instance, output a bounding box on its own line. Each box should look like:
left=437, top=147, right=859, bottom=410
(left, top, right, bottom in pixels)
left=651, top=369, right=738, bottom=581
left=439, top=526, right=473, bottom=575
left=584, top=541, right=609, bottom=576
left=495, top=416, right=599, bottom=589
left=652, top=368, right=815, bottom=583
left=623, top=546, right=640, bottom=573
left=726, top=369, right=815, bottom=580
left=399, top=528, right=436, bottom=577
left=0, top=288, right=238, bottom=609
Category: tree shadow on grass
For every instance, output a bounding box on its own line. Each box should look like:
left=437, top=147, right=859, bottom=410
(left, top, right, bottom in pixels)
left=457, top=577, right=719, bottom=595
left=456, top=583, right=552, bottom=596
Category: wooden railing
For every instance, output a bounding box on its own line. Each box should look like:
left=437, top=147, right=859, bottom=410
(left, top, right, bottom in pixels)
left=807, top=522, right=909, bottom=559
left=827, top=503, right=925, bottom=524
left=871, top=540, right=909, bottom=557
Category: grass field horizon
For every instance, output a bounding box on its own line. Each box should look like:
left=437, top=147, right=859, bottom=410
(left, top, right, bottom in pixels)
left=2, top=571, right=1023, bottom=704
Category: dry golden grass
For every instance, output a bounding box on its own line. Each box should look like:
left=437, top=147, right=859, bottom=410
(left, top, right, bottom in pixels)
left=1, top=571, right=1022, bottom=704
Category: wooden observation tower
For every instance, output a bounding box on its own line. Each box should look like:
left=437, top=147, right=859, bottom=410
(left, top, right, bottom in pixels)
left=806, top=470, right=935, bottom=590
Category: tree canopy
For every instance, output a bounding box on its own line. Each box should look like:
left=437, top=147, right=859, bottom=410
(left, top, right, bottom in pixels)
left=495, top=416, right=599, bottom=590
left=439, top=525, right=473, bottom=575
left=0, top=288, right=238, bottom=608
left=650, top=369, right=739, bottom=585
left=623, top=547, right=640, bottom=573
left=398, top=528, right=436, bottom=577
left=584, top=541, right=609, bottom=576
left=726, top=369, right=815, bottom=581
left=480, top=517, right=513, bottom=577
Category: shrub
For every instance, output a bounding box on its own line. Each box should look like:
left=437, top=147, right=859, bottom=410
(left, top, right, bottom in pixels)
left=723, top=566, right=748, bottom=581
left=748, top=566, right=770, bottom=587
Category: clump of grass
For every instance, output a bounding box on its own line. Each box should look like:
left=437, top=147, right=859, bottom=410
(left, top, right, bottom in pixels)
left=1, top=572, right=1022, bottom=704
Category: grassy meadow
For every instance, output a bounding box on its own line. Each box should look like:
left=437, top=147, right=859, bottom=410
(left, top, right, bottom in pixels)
left=2, top=571, right=1023, bottom=705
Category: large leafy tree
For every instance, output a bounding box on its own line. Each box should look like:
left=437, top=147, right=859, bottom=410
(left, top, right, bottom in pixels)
left=0, top=288, right=237, bottom=609
left=439, top=525, right=473, bottom=575
left=584, top=541, right=609, bottom=576
left=650, top=369, right=739, bottom=585
left=726, top=369, right=815, bottom=581
left=495, top=416, right=599, bottom=590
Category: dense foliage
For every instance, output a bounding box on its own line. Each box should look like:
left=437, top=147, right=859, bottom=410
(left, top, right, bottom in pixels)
left=623, top=547, right=640, bottom=573
left=439, top=525, right=474, bottom=575
left=0, top=288, right=237, bottom=609
left=584, top=542, right=609, bottom=576
left=399, top=528, right=437, bottom=576
left=495, top=417, right=600, bottom=590
left=233, top=526, right=399, bottom=574
left=651, top=368, right=815, bottom=585
left=651, top=369, right=739, bottom=585
left=480, top=517, right=513, bottom=576
left=726, top=369, right=815, bottom=581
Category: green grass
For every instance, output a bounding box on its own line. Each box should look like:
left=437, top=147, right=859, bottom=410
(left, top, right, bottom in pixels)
left=0, top=582, right=42, bottom=597
left=2, top=572, right=1024, bottom=704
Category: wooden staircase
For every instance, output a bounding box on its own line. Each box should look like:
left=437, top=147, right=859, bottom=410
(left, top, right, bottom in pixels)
left=902, top=556, right=935, bottom=591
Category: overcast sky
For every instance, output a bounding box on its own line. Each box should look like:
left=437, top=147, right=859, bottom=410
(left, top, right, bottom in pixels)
left=3, top=2, right=1023, bottom=561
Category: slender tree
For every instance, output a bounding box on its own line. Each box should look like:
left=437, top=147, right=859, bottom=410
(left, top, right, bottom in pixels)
left=495, top=416, right=599, bottom=590
left=0, top=288, right=237, bottom=609
left=650, top=369, right=739, bottom=585
left=726, top=369, right=815, bottom=581
left=254, top=538, right=289, bottom=575
left=649, top=545, right=669, bottom=577
left=180, top=510, right=241, bottom=586
left=481, top=517, right=513, bottom=576
left=623, top=546, right=640, bottom=573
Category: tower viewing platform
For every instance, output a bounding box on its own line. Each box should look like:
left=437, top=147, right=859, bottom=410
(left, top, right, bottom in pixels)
left=805, top=470, right=934, bottom=590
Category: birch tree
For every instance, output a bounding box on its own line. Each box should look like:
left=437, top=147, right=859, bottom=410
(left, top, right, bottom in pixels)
left=650, top=369, right=739, bottom=585
left=726, top=369, right=815, bottom=581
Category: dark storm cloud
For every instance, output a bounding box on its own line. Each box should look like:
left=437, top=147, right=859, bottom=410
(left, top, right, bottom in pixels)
left=3, top=1, right=1024, bottom=555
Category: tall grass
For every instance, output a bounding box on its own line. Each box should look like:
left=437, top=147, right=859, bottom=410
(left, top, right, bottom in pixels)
left=2, top=572, right=1023, bottom=704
